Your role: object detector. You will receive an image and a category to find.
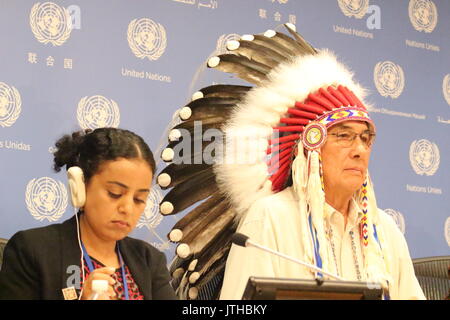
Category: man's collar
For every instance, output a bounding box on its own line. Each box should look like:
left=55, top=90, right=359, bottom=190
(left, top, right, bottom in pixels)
left=324, top=198, right=363, bottom=223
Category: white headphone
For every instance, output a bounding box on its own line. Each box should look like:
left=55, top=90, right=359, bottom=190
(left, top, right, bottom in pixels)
left=67, top=166, right=86, bottom=208
left=67, top=166, right=87, bottom=299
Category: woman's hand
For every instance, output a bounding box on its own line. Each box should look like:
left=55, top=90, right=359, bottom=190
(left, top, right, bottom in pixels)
left=80, top=267, right=117, bottom=300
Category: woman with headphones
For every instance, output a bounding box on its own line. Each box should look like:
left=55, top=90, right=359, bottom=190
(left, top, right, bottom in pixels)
left=0, top=128, right=177, bottom=300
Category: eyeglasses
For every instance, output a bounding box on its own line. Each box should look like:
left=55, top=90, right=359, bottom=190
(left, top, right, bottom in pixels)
left=329, top=130, right=376, bottom=148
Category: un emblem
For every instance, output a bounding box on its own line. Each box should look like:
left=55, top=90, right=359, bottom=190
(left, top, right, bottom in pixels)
left=30, top=2, right=72, bottom=46
left=374, top=61, right=405, bottom=99
left=216, top=33, right=241, bottom=55
left=445, top=217, right=450, bottom=247
left=127, top=18, right=167, bottom=61
left=136, top=187, right=163, bottom=230
left=77, top=95, right=120, bottom=130
left=384, top=209, right=406, bottom=234
left=337, top=0, right=369, bottom=19
left=409, top=139, right=440, bottom=176
left=0, top=82, right=22, bottom=128
left=408, top=0, right=438, bottom=33
left=443, top=74, right=450, bottom=106
left=25, top=177, right=68, bottom=222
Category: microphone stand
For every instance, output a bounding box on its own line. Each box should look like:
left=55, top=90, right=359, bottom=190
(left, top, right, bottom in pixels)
left=243, top=238, right=346, bottom=281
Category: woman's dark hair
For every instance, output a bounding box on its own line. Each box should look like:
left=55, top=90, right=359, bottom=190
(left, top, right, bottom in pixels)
left=53, top=127, right=156, bottom=182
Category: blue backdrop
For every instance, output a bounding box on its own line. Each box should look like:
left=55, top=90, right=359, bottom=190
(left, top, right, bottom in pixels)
left=0, top=0, right=449, bottom=262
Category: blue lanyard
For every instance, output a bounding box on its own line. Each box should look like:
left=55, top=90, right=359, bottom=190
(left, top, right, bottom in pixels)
left=308, top=214, right=323, bottom=278
left=372, top=225, right=390, bottom=300
left=308, top=216, right=391, bottom=300
left=373, top=225, right=381, bottom=248
left=81, top=242, right=129, bottom=300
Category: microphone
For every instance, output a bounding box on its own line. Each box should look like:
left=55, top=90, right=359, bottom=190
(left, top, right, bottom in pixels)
left=231, top=233, right=249, bottom=247
left=231, top=232, right=345, bottom=281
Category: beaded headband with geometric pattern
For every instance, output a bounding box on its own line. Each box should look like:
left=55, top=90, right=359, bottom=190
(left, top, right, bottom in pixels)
left=268, top=84, right=375, bottom=192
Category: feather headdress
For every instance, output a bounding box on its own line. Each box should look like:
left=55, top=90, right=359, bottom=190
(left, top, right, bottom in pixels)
left=158, top=23, right=391, bottom=299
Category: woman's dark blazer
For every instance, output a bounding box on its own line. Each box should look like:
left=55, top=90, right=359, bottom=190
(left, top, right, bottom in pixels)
left=0, top=215, right=177, bottom=300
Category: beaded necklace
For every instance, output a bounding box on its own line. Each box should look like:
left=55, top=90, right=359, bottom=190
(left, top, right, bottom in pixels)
left=327, top=220, right=363, bottom=281
left=314, top=156, right=364, bottom=282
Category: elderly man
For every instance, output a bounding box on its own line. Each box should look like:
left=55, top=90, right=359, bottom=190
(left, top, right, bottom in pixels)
left=216, top=51, right=425, bottom=301
left=220, top=116, right=424, bottom=299
left=158, top=25, right=425, bottom=300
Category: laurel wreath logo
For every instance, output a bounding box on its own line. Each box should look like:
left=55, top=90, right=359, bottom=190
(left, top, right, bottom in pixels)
left=384, top=209, right=406, bottom=234
left=215, top=33, right=241, bottom=55
left=374, top=61, right=405, bottom=99
left=408, top=0, right=438, bottom=33
left=77, top=95, right=120, bottom=130
left=137, top=187, right=163, bottom=230
left=127, top=18, right=167, bottom=61
left=337, top=0, right=369, bottom=19
left=0, top=82, right=22, bottom=128
left=443, top=74, right=450, bottom=106
left=25, top=177, right=68, bottom=222
left=409, top=139, right=440, bottom=176
left=30, top=2, right=72, bottom=46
